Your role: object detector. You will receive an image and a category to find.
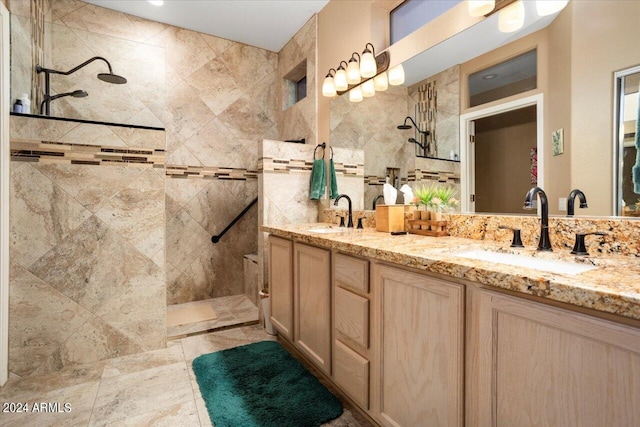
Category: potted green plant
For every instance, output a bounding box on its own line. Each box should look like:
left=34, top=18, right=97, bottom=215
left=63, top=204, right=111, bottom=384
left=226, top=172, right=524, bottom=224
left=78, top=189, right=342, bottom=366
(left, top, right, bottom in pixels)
left=414, top=185, right=436, bottom=228
left=429, top=185, right=458, bottom=231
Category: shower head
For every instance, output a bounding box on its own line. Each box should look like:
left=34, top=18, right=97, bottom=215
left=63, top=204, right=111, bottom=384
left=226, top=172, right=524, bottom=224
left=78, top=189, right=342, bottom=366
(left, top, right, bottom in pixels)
left=39, top=89, right=89, bottom=114
left=397, top=116, right=430, bottom=135
left=36, top=56, right=126, bottom=115
left=70, top=90, right=88, bottom=98
left=98, top=73, right=127, bottom=85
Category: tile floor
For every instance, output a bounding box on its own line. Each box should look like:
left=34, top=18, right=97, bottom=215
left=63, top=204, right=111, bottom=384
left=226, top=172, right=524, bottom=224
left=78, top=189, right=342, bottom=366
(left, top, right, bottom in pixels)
left=167, top=295, right=259, bottom=339
left=0, top=325, right=373, bottom=427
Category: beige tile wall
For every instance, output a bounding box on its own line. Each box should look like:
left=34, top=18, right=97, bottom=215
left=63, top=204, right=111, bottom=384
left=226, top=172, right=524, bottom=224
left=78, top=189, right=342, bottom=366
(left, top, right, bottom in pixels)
left=8, top=116, right=166, bottom=377
left=9, top=0, right=282, bottom=304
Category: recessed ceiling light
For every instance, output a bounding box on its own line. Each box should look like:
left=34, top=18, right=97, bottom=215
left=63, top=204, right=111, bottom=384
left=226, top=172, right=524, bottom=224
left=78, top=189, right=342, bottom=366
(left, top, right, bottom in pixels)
left=483, top=73, right=498, bottom=80
left=148, top=0, right=163, bottom=6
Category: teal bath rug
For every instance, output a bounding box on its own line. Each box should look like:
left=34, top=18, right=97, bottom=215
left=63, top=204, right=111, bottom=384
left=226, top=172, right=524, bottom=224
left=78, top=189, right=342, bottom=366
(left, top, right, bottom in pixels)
left=192, top=341, right=343, bottom=427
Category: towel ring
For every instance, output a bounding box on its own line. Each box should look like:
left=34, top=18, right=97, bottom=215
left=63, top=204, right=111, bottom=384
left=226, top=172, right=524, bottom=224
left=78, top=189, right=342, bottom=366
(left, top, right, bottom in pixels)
left=314, top=142, right=326, bottom=159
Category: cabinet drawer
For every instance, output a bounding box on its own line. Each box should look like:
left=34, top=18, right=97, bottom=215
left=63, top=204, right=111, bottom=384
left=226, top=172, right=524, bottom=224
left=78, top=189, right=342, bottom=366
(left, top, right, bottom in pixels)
left=335, top=287, right=369, bottom=349
left=334, top=339, right=370, bottom=409
left=335, top=253, right=369, bottom=293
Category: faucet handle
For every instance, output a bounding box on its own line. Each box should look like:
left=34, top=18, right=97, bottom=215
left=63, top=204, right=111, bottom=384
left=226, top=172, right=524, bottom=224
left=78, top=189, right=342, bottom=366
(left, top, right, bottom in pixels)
left=357, top=217, right=364, bottom=229
left=498, top=225, right=524, bottom=248
left=571, top=231, right=607, bottom=256
left=339, top=216, right=345, bottom=227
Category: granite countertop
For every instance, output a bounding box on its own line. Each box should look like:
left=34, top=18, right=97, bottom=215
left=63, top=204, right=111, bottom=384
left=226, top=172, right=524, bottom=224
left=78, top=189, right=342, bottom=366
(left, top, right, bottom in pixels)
left=262, top=223, right=640, bottom=321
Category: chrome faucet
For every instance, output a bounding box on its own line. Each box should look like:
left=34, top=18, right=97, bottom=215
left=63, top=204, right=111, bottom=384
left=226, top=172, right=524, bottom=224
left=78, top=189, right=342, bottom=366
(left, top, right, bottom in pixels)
left=334, top=194, right=354, bottom=228
left=372, top=195, right=384, bottom=210
left=523, top=187, right=552, bottom=251
left=567, top=189, right=588, bottom=216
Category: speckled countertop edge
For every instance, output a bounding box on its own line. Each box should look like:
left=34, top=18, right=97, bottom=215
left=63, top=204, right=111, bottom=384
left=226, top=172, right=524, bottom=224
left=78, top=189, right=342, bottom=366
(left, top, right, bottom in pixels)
left=262, top=223, right=640, bottom=321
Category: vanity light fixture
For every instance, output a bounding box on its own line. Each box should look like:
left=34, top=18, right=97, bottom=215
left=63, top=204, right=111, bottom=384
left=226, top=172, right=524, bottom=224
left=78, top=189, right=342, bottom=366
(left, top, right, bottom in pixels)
left=388, top=64, right=405, bottom=86
left=346, top=53, right=361, bottom=85
left=360, top=43, right=377, bottom=78
left=334, top=61, right=348, bottom=92
left=498, top=0, right=525, bottom=33
left=148, top=0, right=163, bottom=6
left=322, top=43, right=390, bottom=101
left=536, top=0, right=568, bottom=16
left=468, top=0, right=495, bottom=17
left=373, top=71, right=388, bottom=91
left=349, top=86, right=363, bottom=103
left=322, top=68, right=337, bottom=97
left=362, top=79, right=375, bottom=97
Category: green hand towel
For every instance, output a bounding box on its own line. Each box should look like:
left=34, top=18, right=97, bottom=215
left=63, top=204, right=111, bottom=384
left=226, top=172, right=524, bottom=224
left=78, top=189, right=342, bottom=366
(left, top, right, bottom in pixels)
left=310, top=158, right=325, bottom=200
left=329, top=159, right=339, bottom=199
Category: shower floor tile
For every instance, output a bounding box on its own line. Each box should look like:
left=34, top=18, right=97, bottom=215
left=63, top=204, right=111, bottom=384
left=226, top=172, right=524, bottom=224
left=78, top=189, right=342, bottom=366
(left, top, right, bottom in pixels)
left=167, top=295, right=258, bottom=339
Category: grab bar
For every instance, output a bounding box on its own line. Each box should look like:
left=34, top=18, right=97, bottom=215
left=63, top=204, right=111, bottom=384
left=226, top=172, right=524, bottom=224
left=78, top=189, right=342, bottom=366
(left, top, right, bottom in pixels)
left=211, top=197, right=258, bottom=243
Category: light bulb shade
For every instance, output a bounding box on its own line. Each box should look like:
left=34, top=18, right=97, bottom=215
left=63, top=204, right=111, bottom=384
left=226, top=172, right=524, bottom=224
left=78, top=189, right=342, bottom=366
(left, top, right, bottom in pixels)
left=535, top=0, right=568, bottom=16
left=499, top=0, right=525, bottom=33
left=467, top=0, right=495, bottom=17
left=362, top=79, right=375, bottom=97
left=334, top=68, right=348, bottom=91
left=322, top=75, right=337, bottom=97
left=360, top=51, right=377, bottom=78
left=388, top=64, right=405, bottom=86
left=373, top=72, right=388, bottom=91
left=347, top=59, right=361, bottom=85
left=349, top=86, right=363, bottom=103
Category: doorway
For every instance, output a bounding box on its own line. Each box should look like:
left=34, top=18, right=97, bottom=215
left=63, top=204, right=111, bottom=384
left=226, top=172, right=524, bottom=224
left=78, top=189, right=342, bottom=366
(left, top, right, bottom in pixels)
left=460, top=94, right=544, bottom=213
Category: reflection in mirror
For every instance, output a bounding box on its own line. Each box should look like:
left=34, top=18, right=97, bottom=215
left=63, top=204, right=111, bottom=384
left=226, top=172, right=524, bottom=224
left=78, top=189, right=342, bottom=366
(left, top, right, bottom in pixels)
left=330, top=66, right=460, bottom=208
left=10, top=10, right=165, bottom=128
left=615, top=66, right=640, bottom=217
left=331, top=0, right=640, bottom=218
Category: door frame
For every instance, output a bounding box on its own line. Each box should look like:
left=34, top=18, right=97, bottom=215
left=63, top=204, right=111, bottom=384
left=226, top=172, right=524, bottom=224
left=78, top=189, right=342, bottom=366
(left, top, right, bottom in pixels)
left=459, top=94, right=544, bottom=213
left=1, top=0, right=10, bottom=386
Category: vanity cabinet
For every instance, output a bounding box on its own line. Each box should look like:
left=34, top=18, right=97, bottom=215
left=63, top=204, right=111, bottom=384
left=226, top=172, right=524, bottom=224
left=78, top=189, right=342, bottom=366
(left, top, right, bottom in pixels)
left=268, top=236, right=293, bottom=340
left=294, top=243, right=332, bottom=375
left=372, top=264, right=464, bottom=427
left=332, top=253, right=373, bottom=410
left=467, top=289, right=640, bottom=427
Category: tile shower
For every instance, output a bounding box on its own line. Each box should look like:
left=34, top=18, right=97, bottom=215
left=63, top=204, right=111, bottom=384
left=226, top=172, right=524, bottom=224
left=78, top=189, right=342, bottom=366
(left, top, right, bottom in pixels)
left=6, top=0, right=319, bottom=377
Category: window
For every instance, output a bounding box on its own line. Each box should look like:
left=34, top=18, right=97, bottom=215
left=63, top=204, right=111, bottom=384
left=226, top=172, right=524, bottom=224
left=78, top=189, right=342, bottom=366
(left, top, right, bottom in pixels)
left=468, top=49, right=537, bottom=108
left=390, top=0, right=462, bottom=45
left=283, top=60, right=306, bottom=110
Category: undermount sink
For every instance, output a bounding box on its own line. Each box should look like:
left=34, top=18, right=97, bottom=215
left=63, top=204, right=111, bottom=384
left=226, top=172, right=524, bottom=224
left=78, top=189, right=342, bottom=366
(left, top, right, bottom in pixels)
left=455, top=249, right=598, bottom=275
left=306, top=227, right=347, bottom=234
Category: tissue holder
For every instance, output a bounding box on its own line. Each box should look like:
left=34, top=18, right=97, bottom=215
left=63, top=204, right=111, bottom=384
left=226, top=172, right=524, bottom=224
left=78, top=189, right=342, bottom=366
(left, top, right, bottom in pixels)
left=375, top=205, right=405, bottom=232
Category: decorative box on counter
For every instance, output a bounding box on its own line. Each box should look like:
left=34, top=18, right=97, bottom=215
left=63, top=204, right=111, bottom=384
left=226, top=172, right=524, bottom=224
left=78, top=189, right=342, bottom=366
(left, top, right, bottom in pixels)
left=375, top=205, right=406, bottom=232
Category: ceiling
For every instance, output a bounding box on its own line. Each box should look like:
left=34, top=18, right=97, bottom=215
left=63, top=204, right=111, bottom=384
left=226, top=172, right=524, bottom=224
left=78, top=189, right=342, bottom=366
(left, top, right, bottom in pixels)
left=83, top=0, right=330, bottom=52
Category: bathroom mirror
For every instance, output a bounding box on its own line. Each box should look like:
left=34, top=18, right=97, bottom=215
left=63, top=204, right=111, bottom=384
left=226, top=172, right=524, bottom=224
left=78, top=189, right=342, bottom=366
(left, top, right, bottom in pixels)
left=614, top=66, right=640, bottom=217
left=10, top=9, right=165, bottom=128
left=330, top=0, right=640, bottom=218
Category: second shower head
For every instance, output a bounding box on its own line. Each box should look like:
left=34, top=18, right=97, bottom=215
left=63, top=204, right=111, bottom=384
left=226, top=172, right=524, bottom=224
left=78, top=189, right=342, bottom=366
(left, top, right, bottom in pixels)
left=98, top=72, right=127, bottom=85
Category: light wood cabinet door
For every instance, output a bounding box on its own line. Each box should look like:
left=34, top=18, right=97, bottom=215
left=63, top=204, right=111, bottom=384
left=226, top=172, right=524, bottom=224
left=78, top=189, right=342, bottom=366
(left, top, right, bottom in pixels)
left=373, top=264, right=464, bottom=427
left=268, top=236, right=293, bottom=340
left=468, top=290, right=640, bottom=427
left=294, top=243, right=331, bottom=374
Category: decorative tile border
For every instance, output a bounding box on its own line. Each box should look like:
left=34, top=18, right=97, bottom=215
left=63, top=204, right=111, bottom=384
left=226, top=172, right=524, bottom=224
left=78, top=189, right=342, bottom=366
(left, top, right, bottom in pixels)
left=10, top=138, right=165, bottom=167
left=259, top=156, right=364, bottom=177
left=365, top=170, right=460, bottom=187
left=408, top=169, right=460, bottom=184
left=166, top=165, right=258, bottom=180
